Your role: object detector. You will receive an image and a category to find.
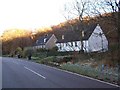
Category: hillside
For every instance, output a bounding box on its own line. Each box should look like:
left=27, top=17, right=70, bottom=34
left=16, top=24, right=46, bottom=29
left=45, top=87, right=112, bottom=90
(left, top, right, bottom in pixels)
left=1, top=12, right=119, bottom=59
left=50, top=12, right=118, bottom=44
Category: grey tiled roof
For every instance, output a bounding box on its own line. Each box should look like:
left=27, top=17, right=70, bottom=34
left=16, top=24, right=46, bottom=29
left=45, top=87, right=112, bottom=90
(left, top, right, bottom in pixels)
left=83, top=23, right=97, bottom=40
left=54, top=23, right=97, bottom=43
left=34, top=34, right=52, bottom=46
left=34, top=24, right=98, bottom=45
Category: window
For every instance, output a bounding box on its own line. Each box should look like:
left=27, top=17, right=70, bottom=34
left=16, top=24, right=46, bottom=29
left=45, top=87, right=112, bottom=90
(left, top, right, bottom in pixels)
left=62, top=35, right=64, bottom=40
left=44, top=38, right=47, bottom=43
left=36, top=40, right=38, bottom=44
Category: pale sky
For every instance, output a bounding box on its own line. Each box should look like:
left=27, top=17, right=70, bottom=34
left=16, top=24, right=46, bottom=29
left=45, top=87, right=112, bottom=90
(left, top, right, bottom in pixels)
left=0, top=0, right=72, bottom=35
left=0, top=0, right=116, bottom=36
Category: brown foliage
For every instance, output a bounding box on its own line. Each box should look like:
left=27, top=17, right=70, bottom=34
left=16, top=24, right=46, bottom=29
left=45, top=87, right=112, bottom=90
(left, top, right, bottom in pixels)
left=1, top=12, right=118, bottom=57
left=2, top=29, right=33, bottom=54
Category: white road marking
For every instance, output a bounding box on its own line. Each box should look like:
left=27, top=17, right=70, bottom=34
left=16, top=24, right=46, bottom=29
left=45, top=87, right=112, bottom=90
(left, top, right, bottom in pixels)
left=24, top=66, right=46, bottom=79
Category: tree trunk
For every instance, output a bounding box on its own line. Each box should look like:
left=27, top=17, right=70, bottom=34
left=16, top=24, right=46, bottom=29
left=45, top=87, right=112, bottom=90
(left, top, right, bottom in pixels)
left=118, top=3, right=120, bottom=85
left=78, top=17, right=84, bottom=53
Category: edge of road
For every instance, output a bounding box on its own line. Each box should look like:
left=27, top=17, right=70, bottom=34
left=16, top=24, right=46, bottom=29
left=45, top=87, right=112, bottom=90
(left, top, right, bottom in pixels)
left=24, top=58, right=120, bottom=88
left=41, top=63, right=120, bottom=88
left=3, top=57, right=120, bottom=88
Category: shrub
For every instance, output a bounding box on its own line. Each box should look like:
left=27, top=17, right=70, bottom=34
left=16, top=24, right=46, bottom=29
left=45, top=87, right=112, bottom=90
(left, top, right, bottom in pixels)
left=63, top=56, right=72, bottom=62
left=61, top=63, right=119, bottom=84
left=50, top=46, right=58, bottom=52
left=36, top=48, right=47, bottom=52
left=40, top=56, right=56, bottom=63
left=46, top=46, right=58, bottom=56
left=32, top=52, right=47, bottom=59
left=15, top=47, right=23, bottom=57
left=39, top=56, right=60, bottom=66
left=23, top=47, right=34, bottom=58
left=52, top=56, right=72, bottom=64
left=61, top=63, right=99, bottom=78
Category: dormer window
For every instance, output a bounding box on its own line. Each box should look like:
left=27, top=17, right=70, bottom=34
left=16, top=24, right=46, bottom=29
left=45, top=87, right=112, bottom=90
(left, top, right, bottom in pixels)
left=62, top=35, right=64, bottom=40
left=82, top=31, right=84, bottom=37
left=44, top=38, right=47, bottom=43
left=36, top=40, right=38, bottom=44
left=97, top=24, right=100, bottom=26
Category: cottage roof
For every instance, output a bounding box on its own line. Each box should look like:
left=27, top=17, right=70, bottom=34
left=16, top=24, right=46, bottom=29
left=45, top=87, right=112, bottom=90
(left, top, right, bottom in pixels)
left=82, top=23, right=97, bottom=40
left=55, top=30, right=80, bottom=43
left=54, top=23, right=97, bottom=43
left=34, top=23, right=98, bottom=45
left=35, top=34, right=52, bottom=46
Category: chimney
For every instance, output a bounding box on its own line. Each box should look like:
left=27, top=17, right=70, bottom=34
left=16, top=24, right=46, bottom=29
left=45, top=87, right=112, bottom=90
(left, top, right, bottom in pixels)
left=62, top=35, right=64, bottom=40
left=82, top=31, right=84, bottom=37
left=97, top=24, right=100, bottom=26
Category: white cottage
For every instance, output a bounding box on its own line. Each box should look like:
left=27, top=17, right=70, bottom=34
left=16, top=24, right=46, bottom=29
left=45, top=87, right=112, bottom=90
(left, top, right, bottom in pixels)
left=55, top=24, right=108, bottom=52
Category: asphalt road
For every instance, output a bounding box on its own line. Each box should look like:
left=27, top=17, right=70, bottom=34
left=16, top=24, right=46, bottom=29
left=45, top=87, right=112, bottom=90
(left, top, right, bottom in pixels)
left=2, top=57, right=119, bottom=88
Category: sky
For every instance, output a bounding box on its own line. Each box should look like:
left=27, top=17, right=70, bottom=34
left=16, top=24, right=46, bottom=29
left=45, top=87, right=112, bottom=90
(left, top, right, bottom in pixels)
left=0, top=0, right=117, bottom=36
left=0, top=0, right=73, bottom=36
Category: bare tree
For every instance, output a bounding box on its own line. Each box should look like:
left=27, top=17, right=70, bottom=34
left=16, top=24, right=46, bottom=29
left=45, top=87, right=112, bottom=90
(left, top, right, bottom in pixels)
left=63, top=0, right=91, bottom=52
left=90, top=1, right=118, bottom=39
left=90, top=0, right=120, bottom=67
left=105, top=0, right=120, bottom=12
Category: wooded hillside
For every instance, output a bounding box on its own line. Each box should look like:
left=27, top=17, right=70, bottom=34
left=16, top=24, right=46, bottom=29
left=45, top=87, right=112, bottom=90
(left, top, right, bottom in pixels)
left=1, top=12, right=119, bottom=58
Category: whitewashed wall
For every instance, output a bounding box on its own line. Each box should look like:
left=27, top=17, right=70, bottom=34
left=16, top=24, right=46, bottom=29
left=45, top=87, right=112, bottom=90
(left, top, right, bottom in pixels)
left=87, top=25, right=108, bottom=52
left=33, top=25, right=108, bottom=52
left=56, top=40, right=88, bottom=52
left=56, top=25, right=108, bottom=52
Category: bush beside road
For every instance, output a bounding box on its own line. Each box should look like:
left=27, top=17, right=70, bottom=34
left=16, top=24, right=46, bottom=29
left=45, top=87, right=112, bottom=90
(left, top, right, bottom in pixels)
left=30, top=54, right=119, bottom=86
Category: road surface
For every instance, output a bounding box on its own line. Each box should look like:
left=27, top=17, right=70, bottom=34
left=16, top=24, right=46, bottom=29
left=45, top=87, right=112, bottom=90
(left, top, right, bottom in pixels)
left=2, top=57, right=119, bottom=88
